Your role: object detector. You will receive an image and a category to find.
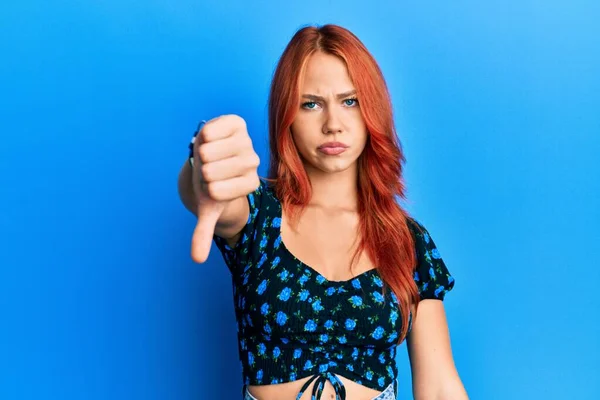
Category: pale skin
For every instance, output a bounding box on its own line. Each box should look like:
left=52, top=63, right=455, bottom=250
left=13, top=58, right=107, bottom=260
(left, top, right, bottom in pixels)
left=178, top=51, right=468, bottom=399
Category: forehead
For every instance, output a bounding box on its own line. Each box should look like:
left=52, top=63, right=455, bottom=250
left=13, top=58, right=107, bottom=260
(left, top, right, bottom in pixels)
left=299, top=51, right=354, bottom=92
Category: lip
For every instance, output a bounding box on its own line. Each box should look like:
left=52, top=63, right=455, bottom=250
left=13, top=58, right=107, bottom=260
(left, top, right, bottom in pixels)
left=317, top=142, right=348, bottom=155
left=318, top=141, right=349, bottom=149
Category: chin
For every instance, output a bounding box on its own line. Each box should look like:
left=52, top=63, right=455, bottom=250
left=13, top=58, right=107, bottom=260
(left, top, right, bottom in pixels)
left=315, top=160, right=356, bottom=174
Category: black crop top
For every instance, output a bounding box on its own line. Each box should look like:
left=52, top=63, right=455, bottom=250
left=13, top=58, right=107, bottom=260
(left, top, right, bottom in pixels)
left=212, top=179, right=455, bottom=399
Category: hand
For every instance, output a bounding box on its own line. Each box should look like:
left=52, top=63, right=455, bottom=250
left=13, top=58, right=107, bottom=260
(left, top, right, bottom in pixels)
left=190, top=114, right=260, bottom=263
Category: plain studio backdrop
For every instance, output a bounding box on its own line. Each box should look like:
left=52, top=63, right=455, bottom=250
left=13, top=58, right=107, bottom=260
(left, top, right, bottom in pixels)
left=1, top=1, right=598, bottom=399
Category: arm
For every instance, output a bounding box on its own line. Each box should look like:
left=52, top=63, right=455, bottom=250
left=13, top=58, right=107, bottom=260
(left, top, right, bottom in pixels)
left=177, top=115, right=260, bottom=261
left=177, top=158, right=249, bottom=245
left=407, top=300, right=469, bottom=400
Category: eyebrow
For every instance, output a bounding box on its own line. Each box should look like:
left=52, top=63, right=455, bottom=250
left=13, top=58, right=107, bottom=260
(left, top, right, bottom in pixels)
left=301, top=90, right=357, bottom=101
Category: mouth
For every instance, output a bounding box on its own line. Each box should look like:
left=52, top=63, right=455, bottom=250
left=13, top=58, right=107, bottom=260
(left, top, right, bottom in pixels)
left=317, top=142, right=349, bottom=155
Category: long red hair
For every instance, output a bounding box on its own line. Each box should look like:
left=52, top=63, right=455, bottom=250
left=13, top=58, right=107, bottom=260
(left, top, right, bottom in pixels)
left=266, top=24, right=419, bottom=344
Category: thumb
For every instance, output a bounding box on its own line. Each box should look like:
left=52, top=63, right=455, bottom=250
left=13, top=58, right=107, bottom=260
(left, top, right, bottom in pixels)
left=191, top=198, right=225, bottom=263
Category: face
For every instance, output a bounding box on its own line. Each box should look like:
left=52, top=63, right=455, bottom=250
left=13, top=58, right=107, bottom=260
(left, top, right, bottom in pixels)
left=290, top=51, right=368, bottom=176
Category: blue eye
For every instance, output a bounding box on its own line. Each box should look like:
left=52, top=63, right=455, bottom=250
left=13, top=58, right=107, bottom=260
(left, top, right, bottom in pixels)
left=344, top=98, right=359, bottom=107
left=302, top=101, right=318, bottom=109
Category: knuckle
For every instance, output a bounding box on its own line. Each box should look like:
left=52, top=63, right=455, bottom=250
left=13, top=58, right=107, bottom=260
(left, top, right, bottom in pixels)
left=199, top=125, right=211, bottom=142
left=200, top=164, right=212, bottom=182
left=197, top=145, right=210, bottom=163
left=206, top=182, right=220, bottom=200
left=231, top=114, right=246, bottom=129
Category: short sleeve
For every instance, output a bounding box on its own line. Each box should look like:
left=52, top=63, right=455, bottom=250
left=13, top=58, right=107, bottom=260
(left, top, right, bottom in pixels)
left=408, top=218, right=455, bottom=301
left=212, top=179, right=266, bottom=274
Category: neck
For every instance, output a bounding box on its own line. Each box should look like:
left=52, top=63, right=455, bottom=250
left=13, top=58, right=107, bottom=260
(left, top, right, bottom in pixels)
left=304, top=164, right=359, bottom=211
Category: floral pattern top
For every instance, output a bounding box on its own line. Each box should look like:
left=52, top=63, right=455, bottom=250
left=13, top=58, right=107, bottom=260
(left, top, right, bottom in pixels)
left=212, top=179, right=455, bottom=399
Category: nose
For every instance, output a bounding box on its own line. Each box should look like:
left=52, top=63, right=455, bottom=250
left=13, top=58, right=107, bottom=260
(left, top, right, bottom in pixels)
left=322, top=107, right=343, bottom=135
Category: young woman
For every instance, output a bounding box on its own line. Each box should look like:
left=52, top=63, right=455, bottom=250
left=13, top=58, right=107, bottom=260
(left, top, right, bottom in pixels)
left=178, top=24, right=468, bottom=400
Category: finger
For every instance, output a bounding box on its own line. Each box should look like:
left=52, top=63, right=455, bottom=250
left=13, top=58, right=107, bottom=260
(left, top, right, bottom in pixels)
left=191, top=200, right=225, bottom=263
left=201, top=153, right=260, bottom=183
left=205, top=174, right=261, bottom=202
left=198, top=114, right=246, bottom=143
left=197, top=132, right=251, bottom=164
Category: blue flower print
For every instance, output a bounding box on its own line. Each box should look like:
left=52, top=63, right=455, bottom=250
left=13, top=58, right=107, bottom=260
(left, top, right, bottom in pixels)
left=299, top=289, right=309, bottom=301
left=373, top=276, right=383, bottom=287
left=387, top=366, right=394, bottom=378
left=304, top=319, right=317, bottom=332
left=257, top=253, right=267, bottom=269
left=257, top=280, right=268, bottom=295
left=210, top=194, right=455, bottom=391
left=258, top=343, right=266, bottom=355
left=372, top=291, right=384, bottom=304
left=345, top=319, right=357, bottom=331
left=423, top=232, right=430, bottom=243
left=387, top=331, right=398, bottom=343
left=372, top=326, right=384, bottom=340
left=260, top=303, right=269, bottom=315
left=264, top=323, right=272, bottom=334
left=278, top=287, right=292, bottom=301
left=312, top=299, right=324, bottom=312
left=272, top=257, right=281, bottom=269
left=434, top=286, right=445, bottom=297
left=278, top=267, right=288, bottom=280
left=276, top=311, right=288, bottom=326
left=349, top=296, right=363, bottom=307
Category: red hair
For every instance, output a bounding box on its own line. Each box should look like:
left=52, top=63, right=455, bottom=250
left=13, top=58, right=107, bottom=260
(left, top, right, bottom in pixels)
left=266, top=24, right=419, bottom=344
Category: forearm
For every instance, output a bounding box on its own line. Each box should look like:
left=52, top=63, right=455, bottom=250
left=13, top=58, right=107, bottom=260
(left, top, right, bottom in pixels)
left=414, top=377, right=469, bottom=400
left=177, top=158, right=249, bottom=239
left=178, top=160, right=198, bottom=215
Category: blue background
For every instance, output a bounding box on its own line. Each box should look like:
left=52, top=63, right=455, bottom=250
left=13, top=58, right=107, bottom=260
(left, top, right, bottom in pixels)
left=1, top=1, right=598, bottom=399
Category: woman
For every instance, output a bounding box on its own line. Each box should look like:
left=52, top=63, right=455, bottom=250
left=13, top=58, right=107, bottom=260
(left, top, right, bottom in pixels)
left=178, top=24, right=468, bottom=400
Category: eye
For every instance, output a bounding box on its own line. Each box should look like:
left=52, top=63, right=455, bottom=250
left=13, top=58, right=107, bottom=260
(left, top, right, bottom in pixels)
left=301, top=101, right=319, bottom=110
left=344, top=98, right=359, bottom=107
